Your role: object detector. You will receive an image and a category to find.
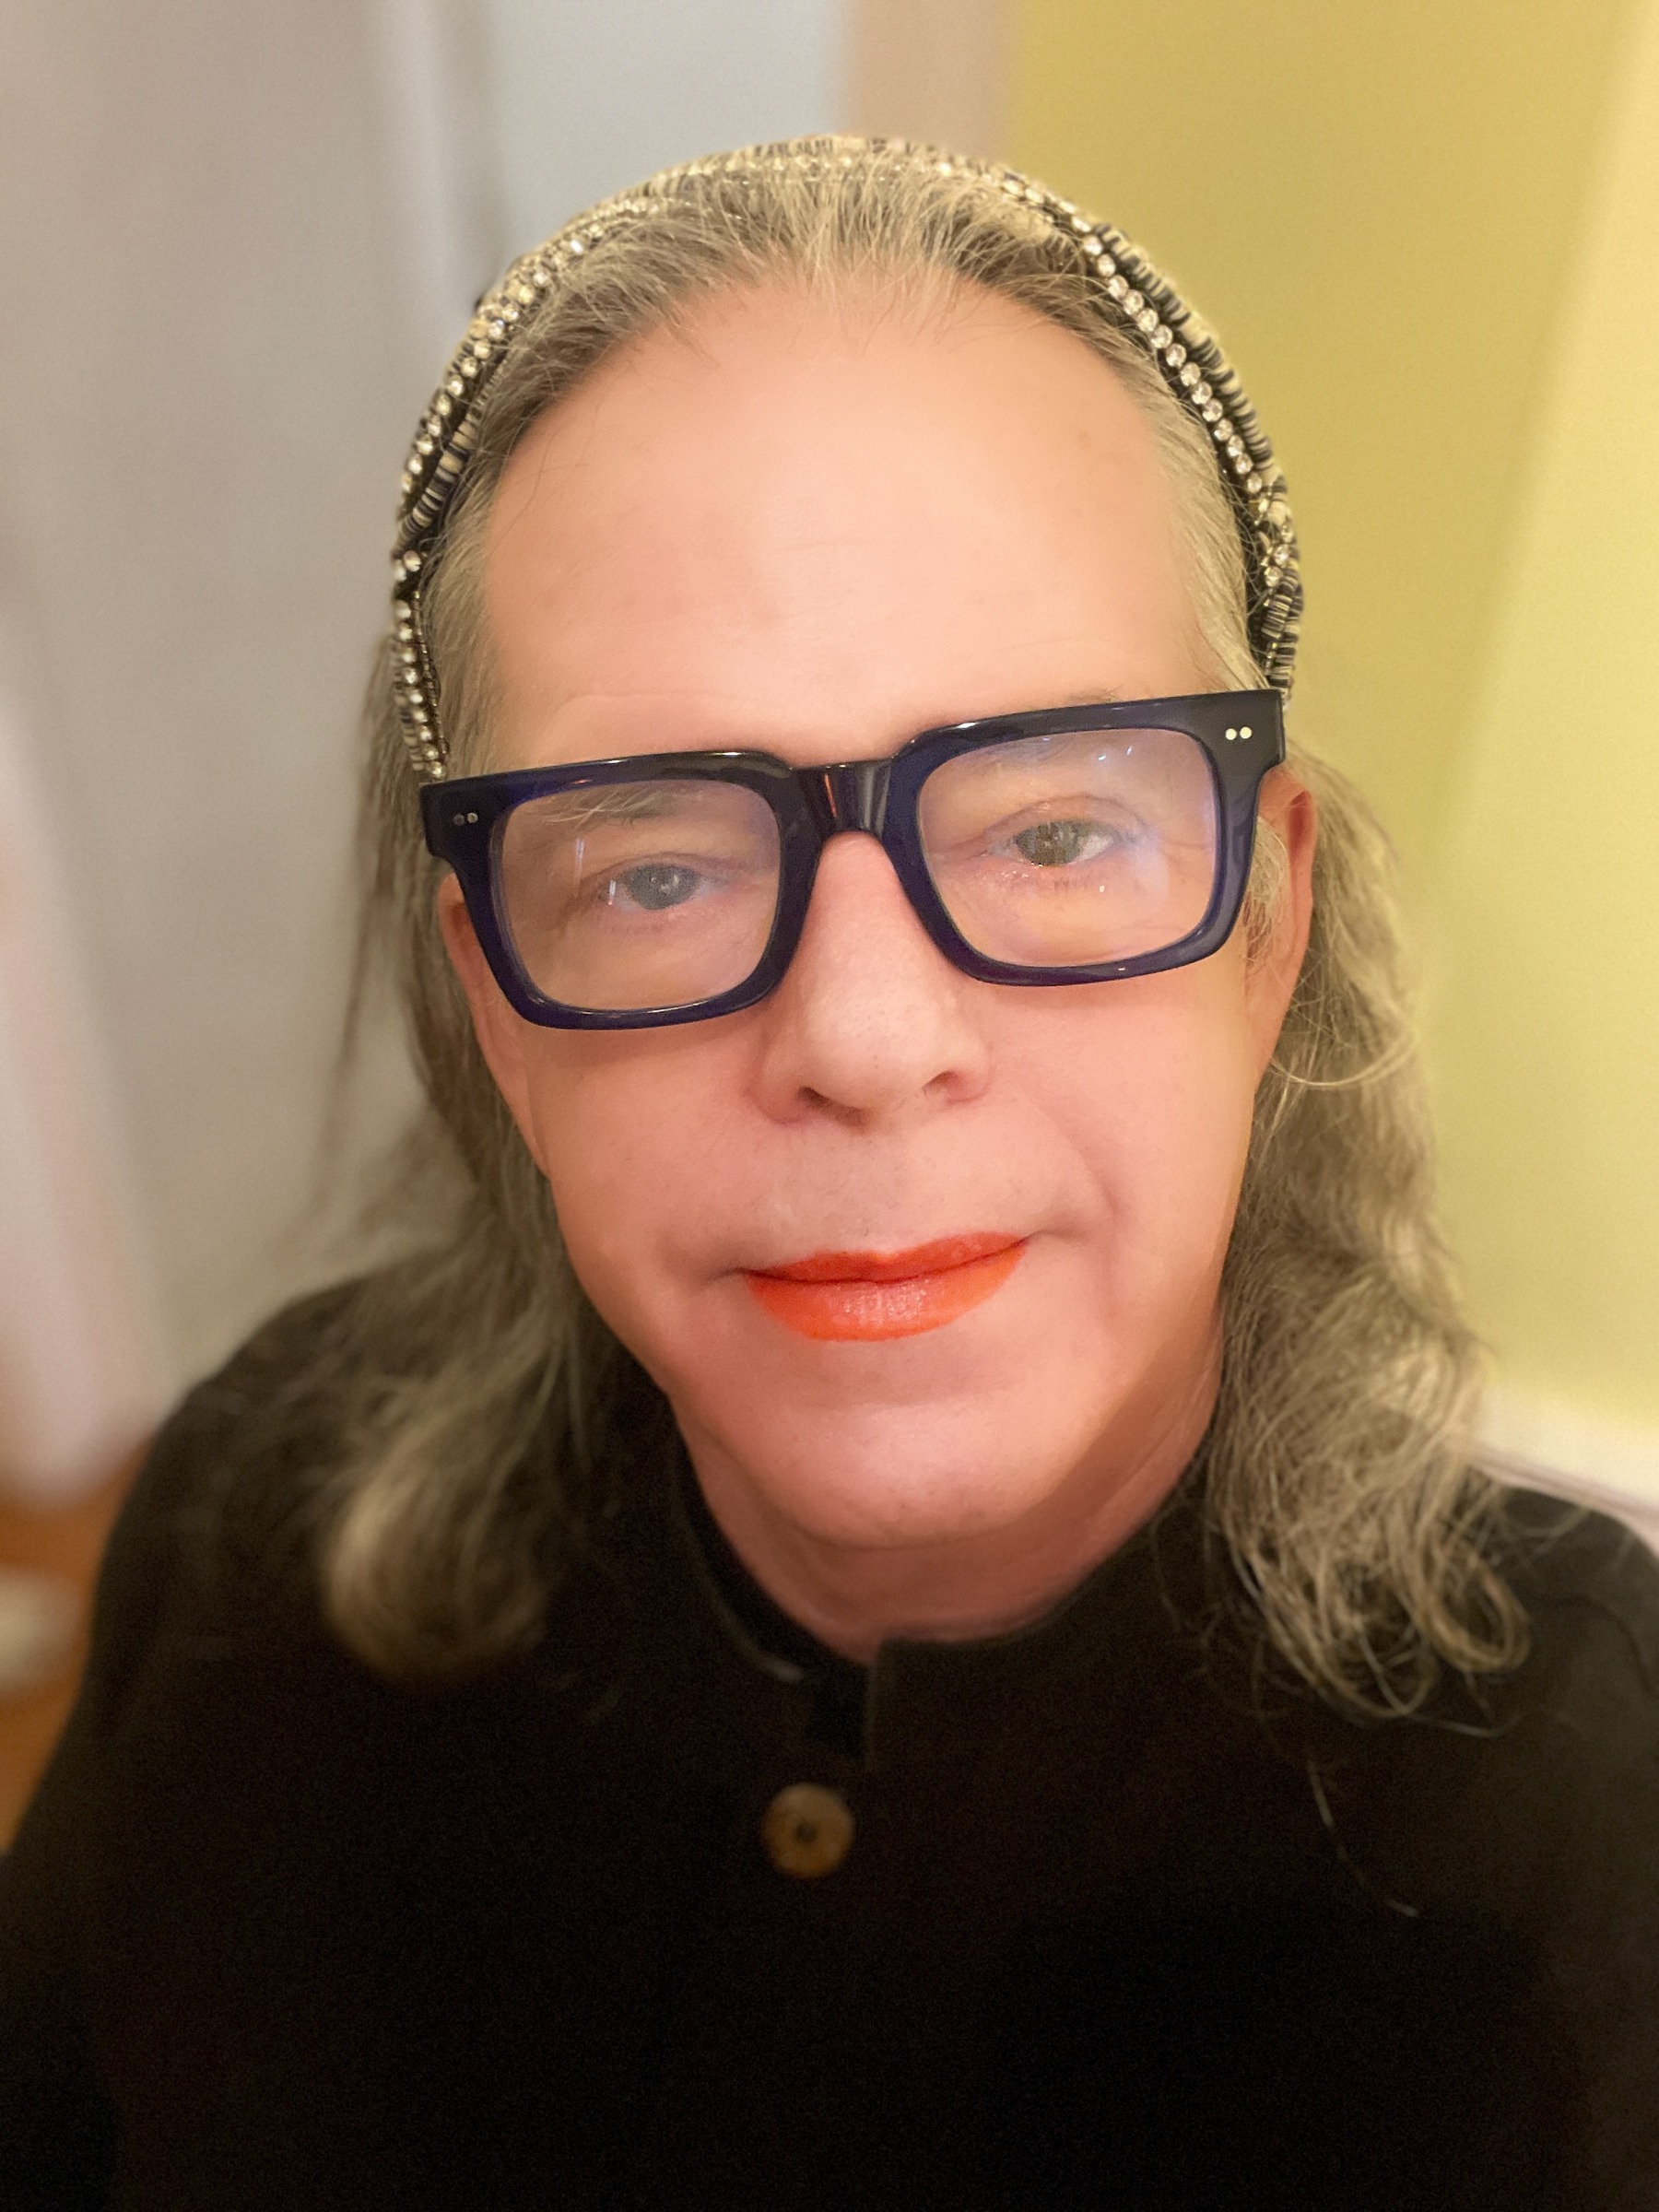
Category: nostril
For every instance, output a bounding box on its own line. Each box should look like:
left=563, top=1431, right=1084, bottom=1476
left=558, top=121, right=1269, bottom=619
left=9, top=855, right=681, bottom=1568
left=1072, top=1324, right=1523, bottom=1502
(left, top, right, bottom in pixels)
left=797, top=1084, right=869, bottom=1127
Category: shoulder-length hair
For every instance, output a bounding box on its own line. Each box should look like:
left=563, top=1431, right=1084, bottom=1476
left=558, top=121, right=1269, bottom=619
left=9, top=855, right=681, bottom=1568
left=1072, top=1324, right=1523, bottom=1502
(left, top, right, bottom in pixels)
left=300, top=140, right=1524, bottom=1712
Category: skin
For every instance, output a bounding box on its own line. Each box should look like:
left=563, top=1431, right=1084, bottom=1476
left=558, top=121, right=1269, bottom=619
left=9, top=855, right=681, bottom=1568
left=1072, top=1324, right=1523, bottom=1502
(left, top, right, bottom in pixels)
left=441, top=281, right=1316, bottom=1662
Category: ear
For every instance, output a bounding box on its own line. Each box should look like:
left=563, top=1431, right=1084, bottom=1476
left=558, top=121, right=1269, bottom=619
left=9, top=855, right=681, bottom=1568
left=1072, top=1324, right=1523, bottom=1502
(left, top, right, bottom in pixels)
left=437, top=875, right=550, bottom=1172
left=1243, top=767, right=1318, bottom=1077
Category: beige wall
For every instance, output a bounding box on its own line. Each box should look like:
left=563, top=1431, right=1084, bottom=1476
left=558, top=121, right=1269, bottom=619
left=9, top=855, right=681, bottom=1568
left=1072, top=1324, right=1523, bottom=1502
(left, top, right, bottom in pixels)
left=845, top=0, right=1010, bottom=157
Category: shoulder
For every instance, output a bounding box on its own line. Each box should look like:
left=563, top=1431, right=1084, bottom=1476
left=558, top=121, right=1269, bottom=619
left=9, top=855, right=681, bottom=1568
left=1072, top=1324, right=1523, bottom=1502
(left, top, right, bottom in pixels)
left=1289, top=1485, right=1659, bottom=1882
left=130, top=1273, right=365, bottom=1511
left=1318, top=1488, right=1659, bottom=1898
left=1495, top=1484, right=1659, bottom=1731
left=1358, top=1485, right=1659, bottom=1791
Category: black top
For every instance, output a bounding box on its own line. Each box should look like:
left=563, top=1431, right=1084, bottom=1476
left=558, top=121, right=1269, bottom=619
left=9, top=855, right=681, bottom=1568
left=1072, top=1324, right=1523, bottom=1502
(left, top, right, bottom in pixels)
left=3, top=1298, right=1658, bottom=2210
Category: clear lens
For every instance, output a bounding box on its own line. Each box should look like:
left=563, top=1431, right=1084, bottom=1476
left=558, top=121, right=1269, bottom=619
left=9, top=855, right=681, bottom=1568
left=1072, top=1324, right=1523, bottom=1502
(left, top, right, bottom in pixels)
left=497, top=779, right=781, bottom=1011
left=917, top=724, right=1219, bottom=969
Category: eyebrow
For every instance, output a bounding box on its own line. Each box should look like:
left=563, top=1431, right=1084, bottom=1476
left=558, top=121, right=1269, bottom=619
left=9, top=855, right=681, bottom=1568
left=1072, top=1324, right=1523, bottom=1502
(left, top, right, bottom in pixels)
left=512, top=688, right=1150, bottom=775
left=924, top=687, right=1137, bottom=734
left=1046, top=687, right=1133, bottom=712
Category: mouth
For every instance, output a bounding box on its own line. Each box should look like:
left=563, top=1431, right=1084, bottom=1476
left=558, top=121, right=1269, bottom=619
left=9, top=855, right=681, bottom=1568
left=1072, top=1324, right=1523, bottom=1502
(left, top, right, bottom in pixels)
left=743, top=1232, right=1027, bottom=1342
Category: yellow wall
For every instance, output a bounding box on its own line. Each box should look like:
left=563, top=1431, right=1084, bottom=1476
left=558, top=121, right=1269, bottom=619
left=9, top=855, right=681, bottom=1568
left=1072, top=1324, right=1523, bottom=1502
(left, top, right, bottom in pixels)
left=1423, top=0, right=1659, bottom=1431
left=1010, top=1, right=1659, bottom=1446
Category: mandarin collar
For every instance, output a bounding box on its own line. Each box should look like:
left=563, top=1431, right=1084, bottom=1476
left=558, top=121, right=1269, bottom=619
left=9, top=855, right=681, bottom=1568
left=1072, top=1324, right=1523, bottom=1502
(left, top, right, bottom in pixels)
left=666, top=1447, right=1212, bottom=1774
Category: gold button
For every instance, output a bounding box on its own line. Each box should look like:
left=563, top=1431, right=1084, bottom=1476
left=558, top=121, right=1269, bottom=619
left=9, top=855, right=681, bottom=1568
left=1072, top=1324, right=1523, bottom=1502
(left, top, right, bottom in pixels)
left=760, top=1783, right=854, bottom=1878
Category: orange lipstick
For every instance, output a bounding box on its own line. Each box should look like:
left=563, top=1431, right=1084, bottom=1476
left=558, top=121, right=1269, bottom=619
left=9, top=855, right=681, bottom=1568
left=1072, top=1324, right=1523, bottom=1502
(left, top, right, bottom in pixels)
left=745, top=1233, right=1026, bottom=1342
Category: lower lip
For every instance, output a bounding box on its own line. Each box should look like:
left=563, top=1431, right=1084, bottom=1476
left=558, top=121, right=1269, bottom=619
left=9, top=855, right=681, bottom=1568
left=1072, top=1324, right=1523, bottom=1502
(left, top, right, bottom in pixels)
left=744, top=1234, right=1027, bottom=1342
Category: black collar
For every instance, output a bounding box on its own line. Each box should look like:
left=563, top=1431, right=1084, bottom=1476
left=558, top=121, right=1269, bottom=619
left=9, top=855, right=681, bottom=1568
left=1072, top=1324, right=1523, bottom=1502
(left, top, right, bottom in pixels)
left=672, top=1453, right=1217, bottom=1771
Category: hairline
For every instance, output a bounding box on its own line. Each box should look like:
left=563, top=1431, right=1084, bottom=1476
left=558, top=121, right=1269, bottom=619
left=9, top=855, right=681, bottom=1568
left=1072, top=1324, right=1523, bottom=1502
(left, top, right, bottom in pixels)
left=427, top=264, right=1259, bottom=784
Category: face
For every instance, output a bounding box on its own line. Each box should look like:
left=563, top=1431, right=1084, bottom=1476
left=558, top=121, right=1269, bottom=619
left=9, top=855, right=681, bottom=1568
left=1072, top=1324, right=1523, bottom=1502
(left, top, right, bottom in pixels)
left=442, top=283, right=1314, bottom=1644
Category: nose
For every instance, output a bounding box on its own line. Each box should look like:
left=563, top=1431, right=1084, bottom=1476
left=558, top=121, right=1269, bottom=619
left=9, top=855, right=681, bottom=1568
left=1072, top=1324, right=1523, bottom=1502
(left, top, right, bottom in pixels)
left=751, top=832, right=992, bottom=1124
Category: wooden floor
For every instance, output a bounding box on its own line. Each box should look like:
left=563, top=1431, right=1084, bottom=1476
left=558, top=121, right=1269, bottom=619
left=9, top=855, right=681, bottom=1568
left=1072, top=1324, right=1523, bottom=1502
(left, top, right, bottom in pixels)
left=0, top=1458, right=138, bottom=1846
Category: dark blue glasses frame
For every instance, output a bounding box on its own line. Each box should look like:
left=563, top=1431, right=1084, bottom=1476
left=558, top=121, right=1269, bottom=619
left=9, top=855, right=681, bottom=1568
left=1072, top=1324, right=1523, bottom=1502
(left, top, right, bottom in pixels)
left=421, top=688, right=1286, bottom=1030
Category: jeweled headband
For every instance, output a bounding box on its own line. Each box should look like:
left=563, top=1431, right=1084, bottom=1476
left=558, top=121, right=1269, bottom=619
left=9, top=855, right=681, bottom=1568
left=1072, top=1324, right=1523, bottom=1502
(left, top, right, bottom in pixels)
left=388, top=139, right=1301, bottom=784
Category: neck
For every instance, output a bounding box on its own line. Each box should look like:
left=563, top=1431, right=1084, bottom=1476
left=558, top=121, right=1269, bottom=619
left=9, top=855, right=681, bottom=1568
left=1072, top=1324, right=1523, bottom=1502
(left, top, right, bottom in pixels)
left=684, top=1363, right=1218, bottom=1665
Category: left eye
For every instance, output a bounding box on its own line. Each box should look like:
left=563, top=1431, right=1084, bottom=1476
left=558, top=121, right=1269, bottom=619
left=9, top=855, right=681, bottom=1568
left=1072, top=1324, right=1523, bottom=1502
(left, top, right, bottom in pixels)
left=1003, top=818, right=1115, bottom=867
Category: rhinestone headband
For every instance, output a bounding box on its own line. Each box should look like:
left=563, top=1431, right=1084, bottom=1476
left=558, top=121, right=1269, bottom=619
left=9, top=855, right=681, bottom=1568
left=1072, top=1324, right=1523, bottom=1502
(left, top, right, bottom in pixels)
left=389, top=141, right=1301, bottom=784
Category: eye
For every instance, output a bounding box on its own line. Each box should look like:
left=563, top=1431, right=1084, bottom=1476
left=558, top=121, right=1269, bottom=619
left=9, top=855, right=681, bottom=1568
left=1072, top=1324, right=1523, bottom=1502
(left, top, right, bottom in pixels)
left=607, top=863, right=703, bottom=911
left=1006, top=818, right=1116, bottom=868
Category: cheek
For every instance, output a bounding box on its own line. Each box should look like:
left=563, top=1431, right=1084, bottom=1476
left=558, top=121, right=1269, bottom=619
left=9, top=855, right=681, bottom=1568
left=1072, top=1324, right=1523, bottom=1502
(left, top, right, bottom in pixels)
left=512, top=1029, right=745, bottom=1304
left=508, top=954, right=1262, bottom=1370
left=1004, top=960, right=1260, bottom=1263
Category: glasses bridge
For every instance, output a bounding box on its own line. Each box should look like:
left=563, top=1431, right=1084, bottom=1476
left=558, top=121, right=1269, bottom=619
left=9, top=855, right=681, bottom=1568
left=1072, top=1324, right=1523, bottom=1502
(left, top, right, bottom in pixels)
left=802, top=759, right=890, bottom=840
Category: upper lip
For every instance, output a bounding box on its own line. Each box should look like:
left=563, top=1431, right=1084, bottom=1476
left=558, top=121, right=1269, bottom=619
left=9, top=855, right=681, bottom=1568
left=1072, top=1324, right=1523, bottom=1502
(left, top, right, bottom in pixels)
left=750, top=1232, right=1024, bottom=1283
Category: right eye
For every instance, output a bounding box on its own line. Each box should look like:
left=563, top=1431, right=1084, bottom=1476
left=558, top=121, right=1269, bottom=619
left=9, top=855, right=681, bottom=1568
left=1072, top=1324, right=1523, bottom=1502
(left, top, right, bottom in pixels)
left=605, top=863, right=705, bottom=912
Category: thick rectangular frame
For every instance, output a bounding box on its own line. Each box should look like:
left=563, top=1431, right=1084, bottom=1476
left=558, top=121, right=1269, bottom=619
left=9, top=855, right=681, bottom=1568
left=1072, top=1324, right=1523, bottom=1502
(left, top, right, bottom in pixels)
left=421, top=689, right=1286, bottom=1030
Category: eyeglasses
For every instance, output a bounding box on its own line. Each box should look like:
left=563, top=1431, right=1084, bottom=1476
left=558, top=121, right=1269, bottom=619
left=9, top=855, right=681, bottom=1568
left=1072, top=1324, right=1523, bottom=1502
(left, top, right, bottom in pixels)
left=421, top=689, right=1285, bottom=1030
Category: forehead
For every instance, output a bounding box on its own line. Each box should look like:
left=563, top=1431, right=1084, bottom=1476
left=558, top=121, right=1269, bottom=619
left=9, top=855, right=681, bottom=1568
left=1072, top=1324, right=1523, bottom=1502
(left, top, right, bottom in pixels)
left=482, top=281, right=1207, bottom=768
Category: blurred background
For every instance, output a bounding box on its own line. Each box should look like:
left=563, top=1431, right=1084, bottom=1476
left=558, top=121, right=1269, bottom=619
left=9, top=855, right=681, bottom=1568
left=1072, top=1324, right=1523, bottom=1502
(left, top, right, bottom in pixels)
left=0, top=0, right=1653, bottom=1815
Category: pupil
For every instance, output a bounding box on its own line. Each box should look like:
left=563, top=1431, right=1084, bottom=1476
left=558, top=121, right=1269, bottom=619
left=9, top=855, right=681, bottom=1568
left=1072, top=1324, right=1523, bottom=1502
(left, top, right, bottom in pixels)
left=618, top=864, right=698, bottom=911
left=1013, top=818, right=1093, bottom=867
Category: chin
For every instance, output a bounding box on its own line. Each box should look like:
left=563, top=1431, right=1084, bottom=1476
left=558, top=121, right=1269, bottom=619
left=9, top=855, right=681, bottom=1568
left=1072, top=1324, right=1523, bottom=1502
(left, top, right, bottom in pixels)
left=618, top=1267, right=1171, bottom=1549
left=770, top=1465, right=1045, bottom=1553
left=712, top=1387, right=1105, bottom=1550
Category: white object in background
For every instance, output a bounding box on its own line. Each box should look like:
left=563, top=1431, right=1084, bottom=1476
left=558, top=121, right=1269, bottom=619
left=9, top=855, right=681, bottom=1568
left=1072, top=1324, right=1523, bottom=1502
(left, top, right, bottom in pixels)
left=1480, top=1385, right=1659, bottom=1553
left=368, top=0, right=509, bottom=367
left=0, top=680, right=167, bottom=1507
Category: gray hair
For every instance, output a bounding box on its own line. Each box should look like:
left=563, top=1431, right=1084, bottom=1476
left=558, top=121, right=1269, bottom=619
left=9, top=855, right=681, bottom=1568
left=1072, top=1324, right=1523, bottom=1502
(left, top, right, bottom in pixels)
left=308, top=139, right=1523, bottom=1712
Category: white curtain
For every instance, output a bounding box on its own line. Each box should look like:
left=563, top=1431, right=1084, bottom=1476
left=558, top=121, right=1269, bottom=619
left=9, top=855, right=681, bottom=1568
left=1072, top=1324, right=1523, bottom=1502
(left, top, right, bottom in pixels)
left=0, top=682, right=164, bottom=1505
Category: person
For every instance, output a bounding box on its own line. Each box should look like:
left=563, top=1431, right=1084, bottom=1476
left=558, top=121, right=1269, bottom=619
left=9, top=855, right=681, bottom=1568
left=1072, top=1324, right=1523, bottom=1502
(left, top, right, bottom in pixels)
left=2, top=136, right=1655, bottom=2211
